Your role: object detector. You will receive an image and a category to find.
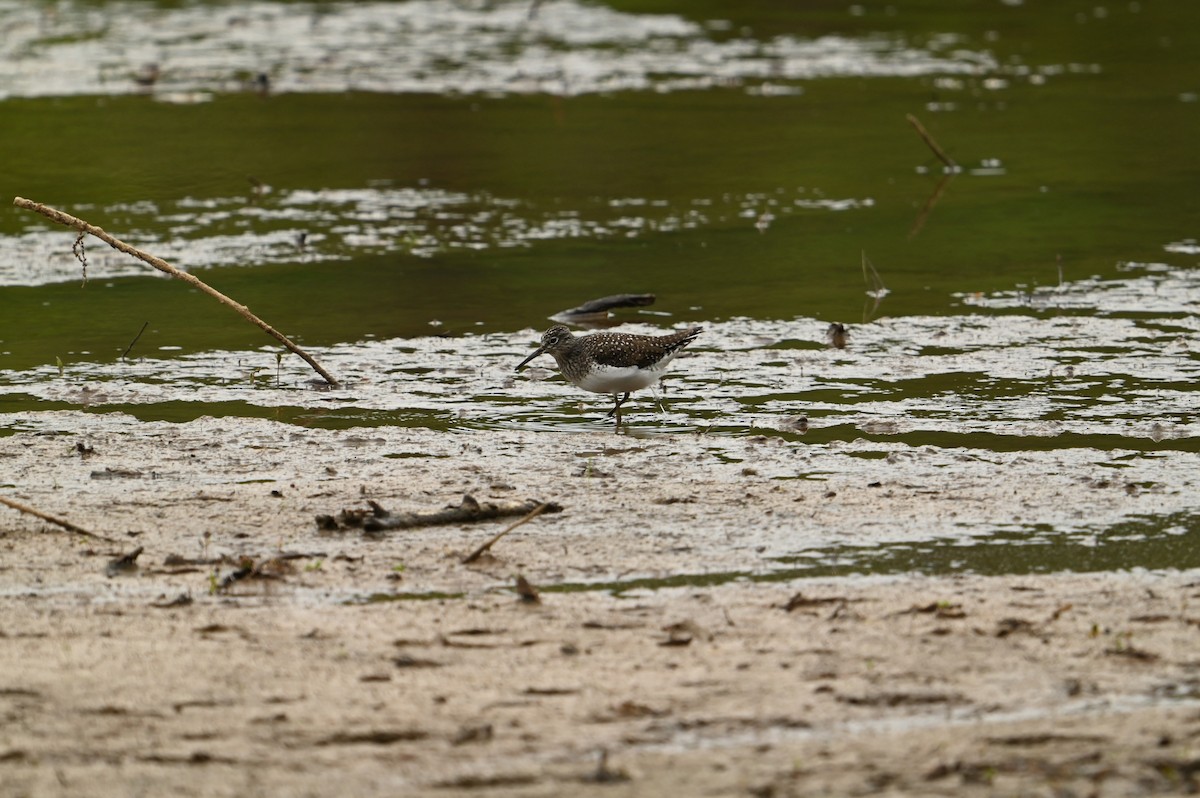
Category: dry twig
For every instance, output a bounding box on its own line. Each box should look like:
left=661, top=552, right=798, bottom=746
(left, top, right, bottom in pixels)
left=0, top=495, right=117, bottom=542
left=906, top=113, right=957, bottom=170
left=12, top=197, right=339, bottom=386
left=317, top=495, right=560, bottom=534
left=463, top=501, right=555, bottom=564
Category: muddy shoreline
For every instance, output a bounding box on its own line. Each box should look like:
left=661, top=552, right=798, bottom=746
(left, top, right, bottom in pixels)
left=1, top=413, right=1198, bottom=796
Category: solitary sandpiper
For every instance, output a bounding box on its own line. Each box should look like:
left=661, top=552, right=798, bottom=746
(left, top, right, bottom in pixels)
left=515, top=325, right=702, bottom=423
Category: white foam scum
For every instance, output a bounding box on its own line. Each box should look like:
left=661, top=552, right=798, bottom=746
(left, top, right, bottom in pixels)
left=0, top=311, right=1195, bottom=444
left=0, top=186, right=870, bottom=287
left=0, top=0, right=998, bottom=101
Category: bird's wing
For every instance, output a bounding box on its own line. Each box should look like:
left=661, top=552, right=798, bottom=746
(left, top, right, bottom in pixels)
left=589, top=327, right=702, bottom=370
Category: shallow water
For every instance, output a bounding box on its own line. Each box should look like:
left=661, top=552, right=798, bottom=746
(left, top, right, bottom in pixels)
left=2, top=0, right=1198, bottom=577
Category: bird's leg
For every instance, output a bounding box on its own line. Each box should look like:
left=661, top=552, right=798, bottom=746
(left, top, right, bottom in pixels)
left=605, top=392, right=630, bottom=424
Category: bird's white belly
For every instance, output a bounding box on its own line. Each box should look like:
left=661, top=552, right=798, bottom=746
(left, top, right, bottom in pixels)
left=576, top=364, right=663, bottom=394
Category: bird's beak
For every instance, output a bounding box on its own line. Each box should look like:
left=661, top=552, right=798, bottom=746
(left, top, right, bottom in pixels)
left=515, top=344, right=548, bottom=372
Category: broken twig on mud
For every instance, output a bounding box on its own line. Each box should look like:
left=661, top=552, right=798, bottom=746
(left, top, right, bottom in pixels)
left=462, top=501, right=555, bottom=564
left=12, top=196, right=339, bottom=387
left=0, top=495, right=117, bottom=542
left=317, top=494, right=561, bottom=534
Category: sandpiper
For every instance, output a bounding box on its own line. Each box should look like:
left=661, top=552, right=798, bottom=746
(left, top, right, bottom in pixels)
left=515, top=325, right=702, bottom=423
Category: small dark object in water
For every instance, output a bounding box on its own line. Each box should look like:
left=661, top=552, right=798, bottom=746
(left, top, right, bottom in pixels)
left=133, top=63, right=160, bottom=87
left=782, top=415, right=809, bottom=434
left=553, top=293, right=656, bottom=321
left=826, top=322, right=848, bottom=349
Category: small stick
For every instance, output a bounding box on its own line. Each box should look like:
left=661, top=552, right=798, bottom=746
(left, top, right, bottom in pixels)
left=906, top=114, right=957, bottom=170
left=12, top=197, right=339, bottom=387
left=121, top=321, right=149, bottom=361
left=0, top=495, right=118, bottom=542
left=462, top=502, right=553, bottom=564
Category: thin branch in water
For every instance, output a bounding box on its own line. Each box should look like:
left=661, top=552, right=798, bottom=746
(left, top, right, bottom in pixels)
left=0, top=495, right=118, bottom=542
left=121, top=321, right=149, bottom=362
left=906, top=113, right=957, bottom=171
left=12, top=197, right=339, bottom=386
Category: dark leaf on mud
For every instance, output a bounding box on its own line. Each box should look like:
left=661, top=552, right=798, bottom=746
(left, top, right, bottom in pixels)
left=105, top=546, right=144, bottom=577
left=662, top=620, right=710, bottom=645
left=515, top=575, right=541, bottom=604
left=359, top=673, right=391, bottom=682
left=995, top=617, right=1037, bottom=637
left=838, top=691, right=967, bottom=707
left=452, top=723, right=494, bottom=745
left=150, top=592, right=193, bottom=609
left=1104, top=645, right=1160, bottom=662
left=393, top=655, right=443, bottom=669
left=450, top=627, right=507, bottom=636
left=987, top=733, right=1109, bottom=746
left=896, top=601, right=965, bottom=619
left=433, top=774, right=537, bottom=789
left=783, top=593, right=847, bottom=612
left=317, top=729, right=428, bottom=746
left=611, top=700, right=665, bottom=719
left=582, top=620, right=643, bottom=630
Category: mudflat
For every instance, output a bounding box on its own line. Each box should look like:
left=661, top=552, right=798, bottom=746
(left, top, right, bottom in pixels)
left=2, top=413, right=1197, bottom=796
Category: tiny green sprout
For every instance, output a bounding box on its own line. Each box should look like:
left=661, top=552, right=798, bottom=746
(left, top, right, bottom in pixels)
left=304, top=559, right=323, bottom=573
left=392, top=564, right=407, bottom=573
left=55, top=356, right=64, bottom=376
left=208, top=571, right=219, bottom=594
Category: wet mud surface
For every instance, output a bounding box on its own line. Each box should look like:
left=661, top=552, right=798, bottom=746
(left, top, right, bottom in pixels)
left=2, top=415, right=1199, bottom=795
